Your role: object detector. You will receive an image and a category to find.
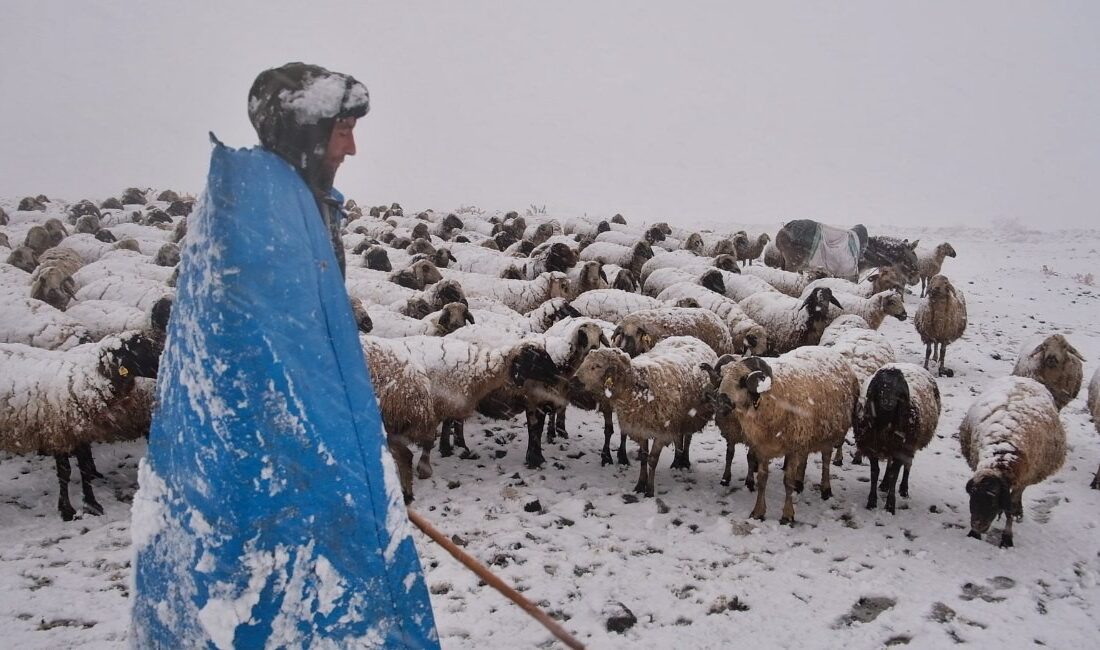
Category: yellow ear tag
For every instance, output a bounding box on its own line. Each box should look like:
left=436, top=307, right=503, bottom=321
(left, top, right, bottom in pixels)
left=642, top=334, right=653, bottom=346
left=119, top=366, right=129, bottom=377
left=604, top=376, right=614, bottom=388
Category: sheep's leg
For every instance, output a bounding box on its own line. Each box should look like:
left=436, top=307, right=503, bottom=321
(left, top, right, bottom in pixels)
left=525, top=409, right=547, bottom=469
left=453, top=419, right=468, bottom=450
left=554, top=406, right=568, bottom=440
left=416, top=440, right=434, bottom=480
left=54, top=455, right=76, bottom=521
left=1091, top=464, right=1100, bottom=490
left=387, top=438, right=415, bottom=504
left=883, top=460, right=902, bottom=515
left=867, top=456, right=880, bottom=510
left=819, top=450, right=833, bottom=500
left=439, top=420, right=454, bottom=458
left=633, top=439, right=650, bottom=494
left=545, top=407, right=556, bottom=444
left=920, top=277, right=927, bottom=298
left=745, top=449, right=758, bottom=492
left=923, top=342, right=933, bottom=370
left=669, top=432, right=686, bottom=469
left=645, top=440, right=666, bottom=498
left=1000, top=494, right=1016, bottom=548
left=1012, top=487, right=1025, bottom=522
left=898, top=462, right=912, bottom=498
left=609, top=408, right=629, bottom=466
left=938, top=344, right=954, bottom=378
left=780, top=454, right=799, bottom=525
left=682, top=432, right=693, bottom=468
left=720, top=439, right=734, bottom=487
left=791, top=455, right=807, bottom=494
left=76, top=442, right=104, bottom=479
left=749, top=457, right=770, bottom=520
left=832, top=440, right=844, bottom=467
left=74, top=445, right=104, bottom=516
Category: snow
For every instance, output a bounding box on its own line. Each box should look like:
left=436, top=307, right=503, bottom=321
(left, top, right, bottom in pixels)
left=3, top=200, right=1100, bottom=648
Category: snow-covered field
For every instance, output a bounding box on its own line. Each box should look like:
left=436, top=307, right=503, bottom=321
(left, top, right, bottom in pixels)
left=2, top=215, right=1099, bottom=649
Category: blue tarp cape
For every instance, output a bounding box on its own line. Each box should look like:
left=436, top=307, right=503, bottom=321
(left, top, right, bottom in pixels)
left=130, top=139, right=439, bottom=648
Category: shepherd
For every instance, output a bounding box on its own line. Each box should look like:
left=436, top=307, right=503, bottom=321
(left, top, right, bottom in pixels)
left=130, top=63, right=439, bottom=648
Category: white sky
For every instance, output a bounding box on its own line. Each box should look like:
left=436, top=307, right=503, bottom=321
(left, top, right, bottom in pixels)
left=1, top=1, right=1097, bottom=229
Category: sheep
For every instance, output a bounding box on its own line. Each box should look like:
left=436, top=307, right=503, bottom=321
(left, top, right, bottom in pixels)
left=569, top=288, right=664, bottom=322
left=601, top=264, right=640, bottom=292
left=367, top=302, right=474, bottom=338
left=451, top=298, right=581, bottom=342
left=917, top=242, right=957, bottom=297
left=699, top=355, right=757, bottom=491
left=439, top=269, right=570, bottom=313
left=694, top=232, right=743, bottom=257
left=0, top=296, right=92, bottom=350
left=913, top=274, right=967, bottom=377
left=853, top=363, right=942, bottom=514
left=653, top=282, right=769, bottom=356
left=1089, top=367, right=1100, bottom=489
left=1010, top=334, right=1085, bottom=411
left=71, top=249, right=176, bottom=286
left=738, top=233, right=771, bottom=266
left=706, top=269, right=780, bottom=302
left=639, top=249, right=738, bottom=283
left=740, top=266, right=830, bottom=298
left=800, top=266, right=906, bottom=299
left=65, top=297, right=173, bottom=342
left=24, top=224, right=52, bottom=256
left=566, top=260, right=609, bottom=298
left=361, top=335, right=525, bottom=459
left=642, top=266, right=727, bottom=298
left=388, top=258, right=443, bottom=290
left=738, top=287, right=843, bottom=354
left=477, top=321, right=609, bottom=468
left=73, top=275, right=175, bottom=313
left=612, top=307, right=734, bottom=358
left=154, top=242, right=181, bottom=267
left=0, top=332, right=162, bottom=519
left=29, top=247, right=85, bottom=310
left=360, top=338, right=440, bottom=503
left=44, top=218, right=69, bottom=247
left=862, top=236, right=920, bottom=285
left=960, top=376, right=1067, bottom=548
left=829, top=290, right=908, bottom=329
left=594, top=226, right=667, bottom=248
left=525, top=241, right=580, bottom=279
left=6, top=246, right=38, bottom=273
left=561, top=216, right=611, bottom=238
left=763, top=240, right=784, bottom=268
left=571, top=336, right=717, bottom=496
left=716, top=347, right=860, bottom=523
left=578, top=241, right=655, bottom=278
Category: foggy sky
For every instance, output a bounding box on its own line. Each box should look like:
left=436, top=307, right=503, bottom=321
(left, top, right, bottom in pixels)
left=1, top=1, right=1097, bottom=229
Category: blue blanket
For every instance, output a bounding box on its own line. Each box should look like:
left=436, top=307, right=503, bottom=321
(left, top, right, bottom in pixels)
left=131, top=140, right=439, bottom=648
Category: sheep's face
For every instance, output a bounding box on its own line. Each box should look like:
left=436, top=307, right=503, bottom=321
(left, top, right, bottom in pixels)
left=611, top=322, right=654, bottom=358
left=546, top=243, right=578, bottom=273
left=75, top=214, right=101, bottom=234
left=868, top=266, right=906, bottom=294
left=410, top=259, right=443, bottom=286
left=390, top=236, right=412, bottom=250
left=718, top=357, right=773, bottom=411
left=7, top=246, right=39, bottom=273
left=403, top=297, right=433, bottom=319
left=631, top=241, right=654, bottom=261
left=612, top=269, right=638, bottom=293
left=103, top=332, right=162, bottom=383
left=433, top=248, right=457, bottom=269
left=429, top=280, right=467, bottom=309
left=758, top=233, right=771, bottom=246
left=573, top=348, right=630, bottom=397
left=441, top=214, right=464, bottom=232
left=155, top=243, right=181, bottom=267
left=434, top=303, right=474, bottom=335
left=500, top=265, right=524, bottom=280
left=644, top=226, right=667, bottom=244
left=699, top=269, right=725, bottom=295
left=713, top=254, right=739, bottom=273
left=1032, top=334, right=1084, bottom=371
left=150, top=297, right=174, bottom=335
left=363, top=246, right=392, bottom=272
left=547, top=273, right=571, bottom=300
left=513, top=240, right=536, bottom=257
left=684, top=233, right=706, bottom=255
left=938, top=242, right=957, bottom=259
left=24, top=226, right=51, bottom=255
left=411, top=223, right=430, bottom=240
left=596, top=220, right=611, bottom=234
left=567, top=323, right=610, bottom=370
left=925, top=275, right=954, bottom=301
left=509, top=343, right=562, bottom=389
left=732, top=323, right=768, bottom=356
left=879, top=292, right=908, bottom=321
left=712, top=238, right=737, bottom=257
left=801, top=287, right=843, bottom=322
left=861, top=367, right=912, bottom=429
left=407, top=238, right=436, bottom=256
left=966, top=471, right=1011, bottom=537
left=31, top=268, right=77, bottom=311
left=576, top=262, right=606, bottom=293
left=44, top=218, right=69, bottom=245
left=610, top=213, right=627, bottom=225
left=114, top=238, right=141, bottom=253
left=651, top=222, right=672, bottom=236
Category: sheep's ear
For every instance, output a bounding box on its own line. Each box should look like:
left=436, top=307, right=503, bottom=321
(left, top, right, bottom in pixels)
left=909, top=239, right=920, bottom=250
left=438, top=309, right=452, bottom=329
left=575, top=328, right=591, bottom=351
left=866, top=271, right=881, bottom=282
left=464, top=309, right=475, bottom=324
left=965, top=478, right=975, bottom=494
left=63, top=278, right=78, bottom=299
left=598, top=266, right=609, bottom=283
left=610, top=325, right=624, bottom=348
left=699, top=362, right=719, bottom=387
left=1064, top=341, right=1085, bottom=362
left=828, top=293, right=843, bottom=309
left=598, top=331, right=611, bottom=348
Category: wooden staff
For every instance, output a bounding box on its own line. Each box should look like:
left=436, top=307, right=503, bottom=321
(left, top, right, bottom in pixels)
left=407, top=509, right=585, bottom=650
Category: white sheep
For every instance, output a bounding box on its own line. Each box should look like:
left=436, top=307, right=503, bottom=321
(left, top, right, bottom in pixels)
left=716, top=347, right=860, bottom=523
left=73, top=275, right=175, bottom=313
left=0, top=332, right=161, bottom=519
left=960, top=376, right=1066, bottom=548
left=741, top=266, right=829, bottom=298
left=0, top=296, right=91, bottom=349
left=913, top=274, right=967, bottom=377
left=654, top=282, right=769, bottom=356
left=612, top=307, right=734, bottom=358
left=800, top=266, right=906, bottom=299
left=367, top=303, right=474, bottom=338
left=641, top=266, right=728, bottom=298
left=578, top=241, right=654, bottom=278
left=829, top=290, right=908, bottom=329
left=1010, top=333, right=1085, bottom=411
left=570, top=288, right=664, bottom=322
left=572, top=336, right=717, bottom=497
left=439, top=269, right=570, bottom=313
left=916, top=242, right=957, bottom=297
left=738, top=287, right=843, bottom=354
left=853, top=363, right=941, bottom=514
left=639, top=249, right=738, bottom=283
left=29, top=246, right=85, bottom=310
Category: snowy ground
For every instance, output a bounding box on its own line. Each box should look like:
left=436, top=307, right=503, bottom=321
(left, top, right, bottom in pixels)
left=2, top=221, right=1099, bottom=649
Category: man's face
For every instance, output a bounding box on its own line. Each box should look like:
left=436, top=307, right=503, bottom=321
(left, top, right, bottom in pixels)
left=323, top=117, right=357, bottom=176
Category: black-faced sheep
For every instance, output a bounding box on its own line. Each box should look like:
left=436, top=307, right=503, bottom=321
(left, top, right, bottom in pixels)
left=960, top=376, right=1066, bottom=548
left=853, top=363, right=941, bottom=514
left=1011, top=334, right=1085, bottom=411
left=913, top=274, right=967, bottom=377
left=0, top=332, right=161, bottom=519
left=738, top=287, right=843, bottom=354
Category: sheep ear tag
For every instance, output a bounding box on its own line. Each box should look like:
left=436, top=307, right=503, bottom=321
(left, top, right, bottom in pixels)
left=604, top=375, right=615, bottom=389
left=118, top=365, right=129, bottom=377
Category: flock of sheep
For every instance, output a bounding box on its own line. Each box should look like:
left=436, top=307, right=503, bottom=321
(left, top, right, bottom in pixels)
left=1, top=191, right=1097, bottom=551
